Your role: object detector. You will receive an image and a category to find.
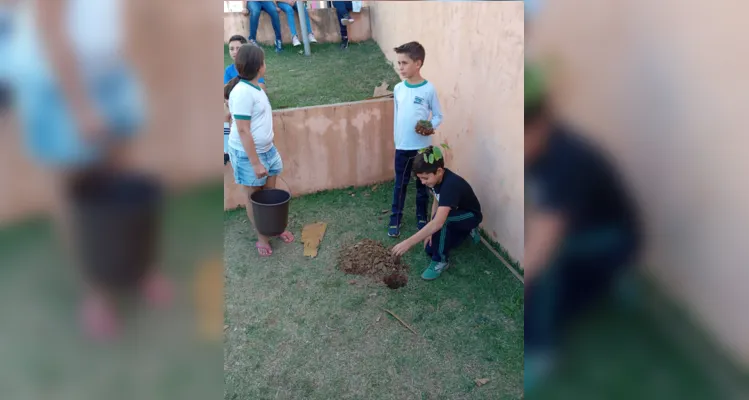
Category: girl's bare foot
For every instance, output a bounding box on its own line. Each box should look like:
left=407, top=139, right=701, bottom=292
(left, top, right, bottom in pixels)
left=256, top=240, right=273, bottom=257
left=141, top=271, right=174, bottom=309
left=81, top=293, right=118, bottom=341
left=278, top=231, right=295, bottom=244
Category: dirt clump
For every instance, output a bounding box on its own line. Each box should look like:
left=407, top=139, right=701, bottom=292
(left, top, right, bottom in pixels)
left=338, top=239, right=409, bottom=289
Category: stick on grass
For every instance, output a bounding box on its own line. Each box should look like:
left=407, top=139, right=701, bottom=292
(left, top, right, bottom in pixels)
left=381, top=308, right=419, bottom=335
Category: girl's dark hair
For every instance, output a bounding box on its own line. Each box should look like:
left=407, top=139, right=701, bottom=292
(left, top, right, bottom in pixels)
left=412, top=147, right=445, bottom=175
left=224, top=44, right=265, bottom=100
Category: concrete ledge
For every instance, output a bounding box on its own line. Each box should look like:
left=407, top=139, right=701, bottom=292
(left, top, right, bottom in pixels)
left=224, top=7, right=371, bottom=45
left=225, top=97, right=394, bottom=210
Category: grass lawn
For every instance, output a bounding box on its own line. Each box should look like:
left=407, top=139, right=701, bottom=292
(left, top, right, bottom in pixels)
left=224, top=181, right=525, bottom=399
left=224, top=181, right=744, bottom=399
left=224, top=40, right=401, bottom=109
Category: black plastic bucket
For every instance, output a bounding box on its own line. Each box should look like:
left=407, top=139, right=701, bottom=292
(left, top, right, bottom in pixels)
left=68, top=171, right=162, bottom=291
left=250, top=189, right=291, bottom=237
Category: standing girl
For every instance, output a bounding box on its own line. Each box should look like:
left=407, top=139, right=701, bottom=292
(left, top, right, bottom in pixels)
left=225, top=44, right=294, bottom=256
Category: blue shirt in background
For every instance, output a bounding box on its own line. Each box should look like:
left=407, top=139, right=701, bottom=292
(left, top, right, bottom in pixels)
left=224, top=64, right=265, bottom=85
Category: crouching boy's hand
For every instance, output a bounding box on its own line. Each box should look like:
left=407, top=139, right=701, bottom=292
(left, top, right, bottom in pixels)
left=392, top=240, right=414, bottom=257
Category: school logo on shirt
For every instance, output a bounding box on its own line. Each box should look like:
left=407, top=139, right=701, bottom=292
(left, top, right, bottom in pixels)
left=414, top=96, right=424, bottom=105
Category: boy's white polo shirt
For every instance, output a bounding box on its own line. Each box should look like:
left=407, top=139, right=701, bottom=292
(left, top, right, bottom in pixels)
left=228, top=80, right=274, bottom=154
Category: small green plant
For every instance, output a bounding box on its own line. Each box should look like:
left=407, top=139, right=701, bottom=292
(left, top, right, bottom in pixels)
left=415, top=120, right=435, bottom=136
left=418, top=143, right=450, bottom=164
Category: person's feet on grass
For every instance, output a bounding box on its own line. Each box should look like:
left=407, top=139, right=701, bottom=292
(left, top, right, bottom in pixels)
left=525, top=350, right=556, bottom=394
left=277, top=231, right=295, bottom=244
left=81, top=292, right=119, bottom=341
left=274, top=39, right=283, bottom=53
left=340, top=37, right=349, bottom=50
left=388, top=224, right=401, bottom=238
left=256, top=239, right=273, bottom=257
left=308, top=32, right=318, bottom=43
left=421, top=260, right=449, bottom=280
left=140, top=271, right=174, bottom=309
left=292, top=35, right=301, bottom=47
left=470, top=228, right=481, bottom=244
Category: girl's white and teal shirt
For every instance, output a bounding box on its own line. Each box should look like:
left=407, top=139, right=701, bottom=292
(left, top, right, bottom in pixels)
left=228, top=79, right=275, bottom=154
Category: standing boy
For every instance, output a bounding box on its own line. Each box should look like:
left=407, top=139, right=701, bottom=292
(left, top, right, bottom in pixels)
left=389, top=41, right=443, bottom=238
left=392, top=147, right=482, bottom=281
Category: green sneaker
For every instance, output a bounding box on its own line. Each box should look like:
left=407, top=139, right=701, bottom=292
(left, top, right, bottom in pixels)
left=421, top=261, right=449, bottom=280
left=470, top=228, right=481, bottom=245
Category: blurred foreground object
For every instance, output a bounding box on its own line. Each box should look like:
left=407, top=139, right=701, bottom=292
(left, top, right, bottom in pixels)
left=524, top=61, right=642, bottom=393
left=526, top=0, right=749, bottom=397
left=5, top=0, right=169, bottom=341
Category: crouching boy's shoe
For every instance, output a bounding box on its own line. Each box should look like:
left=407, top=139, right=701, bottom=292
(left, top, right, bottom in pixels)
left=421, top=261, right=449, bottom=280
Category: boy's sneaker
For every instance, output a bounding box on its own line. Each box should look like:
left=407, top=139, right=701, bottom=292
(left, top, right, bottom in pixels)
left=292, top=35, right=301, bottom=46
left=341, top=13, right=355, bottom=25
left=274, top=39, right=283, bottom=53
left=340, top=38, right=349, bottom=50
left=308, top=32, right=318, bottom=43
left=249, top=38, right=258, bottom=46
left=417, top=219, right=428, bottom=231
left=421, top=261, right=449, bottom=280
left=387, top=224, right=401, bottom=238
left=470, top=228, right=481, bottom=244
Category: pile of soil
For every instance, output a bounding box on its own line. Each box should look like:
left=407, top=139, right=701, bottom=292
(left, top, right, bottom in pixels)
left=338, top=239, right=409, bottom=289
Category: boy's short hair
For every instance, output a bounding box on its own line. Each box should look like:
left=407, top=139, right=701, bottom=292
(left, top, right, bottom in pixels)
left=229, top=35, right=248, bottom=44
left=394, top=41, right=426, bottom=66
left=412, top=147, right=445, bottom=175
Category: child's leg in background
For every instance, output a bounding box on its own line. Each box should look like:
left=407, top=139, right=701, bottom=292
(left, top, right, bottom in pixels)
left=390, top=150, right=417, bottom=228
left=243, top=185, right=272, bottom=253
left=257, top=147, right=294, bottom=243
left=415, top=178, right=429, bottom=223
left=425, top=210, right=481, bottom=263
left=277, top=2, right=298, bottom=37
left=259, top=1, right=283, bottom=42
left=332, top=1, right=351, bottom=39
left=296, top=3, right=313, bottom=34
left=248, top=1, right=263, bottom=41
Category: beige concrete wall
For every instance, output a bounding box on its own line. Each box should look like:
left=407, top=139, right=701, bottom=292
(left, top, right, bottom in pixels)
left=225, top=98, right=395, bottom=210
left=532, top=1, right=749, bottom=366
left=368, top=1, right=525, bottom=261
left=224, top=7, right=371, bottom=45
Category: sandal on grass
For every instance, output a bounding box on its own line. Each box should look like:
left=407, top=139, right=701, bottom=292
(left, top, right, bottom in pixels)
left=256, top=241, right=273, bottom=257
left=278, top=231, right=295, bottom=244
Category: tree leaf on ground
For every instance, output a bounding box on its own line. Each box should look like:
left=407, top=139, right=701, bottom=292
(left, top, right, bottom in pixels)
left=475, top=378, right=490, bottom=387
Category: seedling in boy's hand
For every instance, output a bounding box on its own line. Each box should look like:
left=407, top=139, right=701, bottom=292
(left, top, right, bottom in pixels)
left=415, top=120, right=435, bottom=136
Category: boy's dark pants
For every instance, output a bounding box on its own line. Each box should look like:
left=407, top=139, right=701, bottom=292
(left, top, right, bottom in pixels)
left=425, top=210, right=482, bottom=262
left=525, top=226, right=639, bottom=355
left=390, top=150, right=429, bottom=227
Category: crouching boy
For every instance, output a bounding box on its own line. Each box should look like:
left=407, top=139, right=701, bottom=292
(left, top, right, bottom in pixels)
left=391, top=146, right=482, bottom=280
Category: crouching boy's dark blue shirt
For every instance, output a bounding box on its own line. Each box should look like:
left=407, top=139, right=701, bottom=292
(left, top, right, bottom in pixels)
left=431, top=168, right=483, bottom=221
